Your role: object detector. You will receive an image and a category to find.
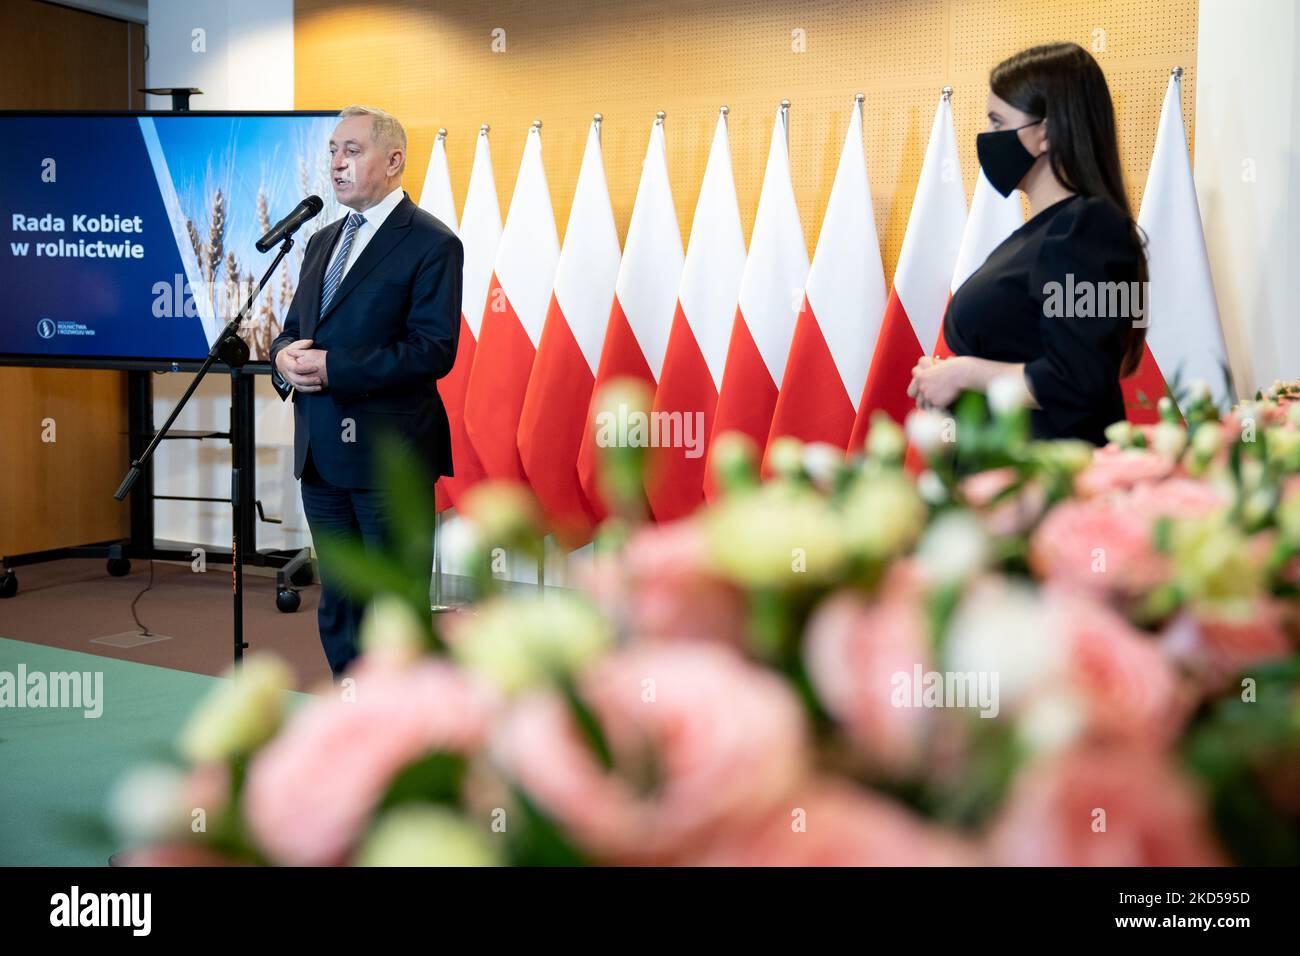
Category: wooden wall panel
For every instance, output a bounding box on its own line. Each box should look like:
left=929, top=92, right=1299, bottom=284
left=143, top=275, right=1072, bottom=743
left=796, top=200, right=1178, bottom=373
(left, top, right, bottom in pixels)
left=294, top=0, right=1198, bottom=275
left=0, top=0, right=144, bottom=110
left=0, top=0, right=142, bottom=557
left=0, top=368, right=131, bottom=554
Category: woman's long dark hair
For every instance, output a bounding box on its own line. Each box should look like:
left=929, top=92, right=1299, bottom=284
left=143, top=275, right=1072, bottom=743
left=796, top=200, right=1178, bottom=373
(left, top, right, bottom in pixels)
left=990, top=42, right=1148, bottom=377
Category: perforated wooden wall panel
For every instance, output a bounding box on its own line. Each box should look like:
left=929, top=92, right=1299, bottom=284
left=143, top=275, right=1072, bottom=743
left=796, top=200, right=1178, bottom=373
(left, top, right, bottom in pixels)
left=295, top=0, right=1198, bottom=279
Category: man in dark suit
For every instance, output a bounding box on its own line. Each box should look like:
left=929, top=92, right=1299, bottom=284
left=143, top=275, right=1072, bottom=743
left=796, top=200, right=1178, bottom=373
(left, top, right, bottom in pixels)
left=270, top=105, right=462, bottom=677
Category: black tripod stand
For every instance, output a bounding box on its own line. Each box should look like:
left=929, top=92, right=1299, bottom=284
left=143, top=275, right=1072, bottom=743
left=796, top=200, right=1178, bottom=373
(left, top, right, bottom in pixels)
left=114, top=237, right=297, bottom=667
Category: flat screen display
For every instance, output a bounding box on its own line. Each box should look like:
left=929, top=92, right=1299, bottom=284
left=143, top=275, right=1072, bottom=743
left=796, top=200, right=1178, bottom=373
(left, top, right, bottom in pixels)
left=0, top=111, right=344, bottom=367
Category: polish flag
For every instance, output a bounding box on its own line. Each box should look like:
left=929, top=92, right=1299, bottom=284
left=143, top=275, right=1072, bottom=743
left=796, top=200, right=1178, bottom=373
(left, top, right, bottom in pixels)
left=418, top=130, right=460, bottom=510
left=575, top=113, right=684, bottom=518
left=706, top=101, right=809, bottom=496
left=433, top=126, right=501, bottom=508
left=463, top=121, right=560, bottom=485
left=645, top=108, right=747, bottom=522
left=902, top=166, right=1024, bottom=472
left=767, top=94, right=885, bottom=456
left=419, top=128, right=457, bottom=231
left=849, top=91, right=966, bottom=450
left=932, top=168, right=1026, bottom=358
left=517, top=117, right=621, bottom=545
left=1126, top=68, right=1230, bottom=418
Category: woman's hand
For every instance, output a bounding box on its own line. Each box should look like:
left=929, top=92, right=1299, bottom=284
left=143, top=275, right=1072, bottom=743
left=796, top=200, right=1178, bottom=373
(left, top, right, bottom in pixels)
left=908, top=355, right=971, bottom=411
left=907, top=355, right=936, bottom=409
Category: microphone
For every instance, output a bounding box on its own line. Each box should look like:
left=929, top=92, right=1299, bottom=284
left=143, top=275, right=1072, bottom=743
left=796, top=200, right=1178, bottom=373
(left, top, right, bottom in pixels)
left=256, top=195, right=324, bottom=252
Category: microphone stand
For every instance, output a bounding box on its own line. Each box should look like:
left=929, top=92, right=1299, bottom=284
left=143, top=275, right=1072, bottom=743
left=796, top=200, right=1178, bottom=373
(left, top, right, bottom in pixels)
left=114, top=236, right=296, bottom=668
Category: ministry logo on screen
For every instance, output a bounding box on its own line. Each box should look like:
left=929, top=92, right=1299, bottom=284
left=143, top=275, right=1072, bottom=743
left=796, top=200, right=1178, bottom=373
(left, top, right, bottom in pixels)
left=37, top=317, right=57, bottom=339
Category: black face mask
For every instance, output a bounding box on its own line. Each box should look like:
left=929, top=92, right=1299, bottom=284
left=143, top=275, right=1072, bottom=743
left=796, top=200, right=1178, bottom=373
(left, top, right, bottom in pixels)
left=976, top=119, right=1044, bottom=197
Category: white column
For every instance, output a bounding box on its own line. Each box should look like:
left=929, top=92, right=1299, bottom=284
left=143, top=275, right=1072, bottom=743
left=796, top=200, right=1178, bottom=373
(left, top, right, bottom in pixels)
left=145, top=0, right=301, bottom=553
left=1194, top=0, right=1300, bottom=396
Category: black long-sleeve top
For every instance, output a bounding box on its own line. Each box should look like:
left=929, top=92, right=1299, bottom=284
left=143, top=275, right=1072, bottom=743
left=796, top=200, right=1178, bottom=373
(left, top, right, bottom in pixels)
left=942, top=193, right=1142, bottom=446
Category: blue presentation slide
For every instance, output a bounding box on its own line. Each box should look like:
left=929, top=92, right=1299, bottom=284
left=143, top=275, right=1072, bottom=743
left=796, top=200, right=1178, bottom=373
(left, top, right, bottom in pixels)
left=0, top=113, right=342, bottom=364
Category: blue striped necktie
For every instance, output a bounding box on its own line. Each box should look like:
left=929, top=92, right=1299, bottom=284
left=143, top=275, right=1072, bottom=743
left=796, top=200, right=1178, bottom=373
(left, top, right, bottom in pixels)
left=320, top=211, right=366, bottom=316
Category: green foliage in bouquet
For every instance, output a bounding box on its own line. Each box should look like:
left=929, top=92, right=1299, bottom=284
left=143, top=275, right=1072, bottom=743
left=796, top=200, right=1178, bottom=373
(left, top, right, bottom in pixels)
left=379, top=752, right=467, bottom=812
left=1184, top=659, right=1300, bottom=865
left=312, top=435, right=443, bottom=653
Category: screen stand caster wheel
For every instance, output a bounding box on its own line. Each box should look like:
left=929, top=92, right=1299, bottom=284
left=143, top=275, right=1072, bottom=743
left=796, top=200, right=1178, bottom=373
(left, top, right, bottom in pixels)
left=0, top=570, right=16, bottom=598
left=276, top=587, right=301, bottom=613
left=107, top=557, right=131, bottom=577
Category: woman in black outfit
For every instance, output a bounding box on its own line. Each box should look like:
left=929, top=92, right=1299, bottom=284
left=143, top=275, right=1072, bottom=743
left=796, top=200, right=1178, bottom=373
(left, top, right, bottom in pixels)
left=908, top=42, right=1148, bottom=446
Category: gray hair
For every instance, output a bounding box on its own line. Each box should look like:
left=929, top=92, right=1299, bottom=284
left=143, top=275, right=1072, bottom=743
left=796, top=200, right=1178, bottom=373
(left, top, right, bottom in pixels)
left=338, top=105, right=408, bottom=158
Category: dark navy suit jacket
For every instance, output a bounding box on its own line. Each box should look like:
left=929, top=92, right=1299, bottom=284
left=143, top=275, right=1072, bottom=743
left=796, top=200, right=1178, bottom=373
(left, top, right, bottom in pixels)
left=270, top=194, right=463, bottom=489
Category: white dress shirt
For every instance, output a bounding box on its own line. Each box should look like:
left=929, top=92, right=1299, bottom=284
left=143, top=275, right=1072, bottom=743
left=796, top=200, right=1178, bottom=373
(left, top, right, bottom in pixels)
left=326, top=185, right=406, bottom=281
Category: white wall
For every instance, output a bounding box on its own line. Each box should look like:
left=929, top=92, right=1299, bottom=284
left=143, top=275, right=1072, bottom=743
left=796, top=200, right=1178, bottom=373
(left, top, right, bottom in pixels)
left=1195, top=0, right=1300, bottom=396
left=146, top=0, right=294, bottom=111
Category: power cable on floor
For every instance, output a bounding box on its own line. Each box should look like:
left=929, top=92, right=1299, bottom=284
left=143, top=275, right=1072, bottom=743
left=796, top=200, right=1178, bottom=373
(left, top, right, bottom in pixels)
left=129, top=559, right=156, bottom=636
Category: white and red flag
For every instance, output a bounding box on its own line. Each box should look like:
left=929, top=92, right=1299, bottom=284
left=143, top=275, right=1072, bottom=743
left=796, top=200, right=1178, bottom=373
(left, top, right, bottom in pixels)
left=419, top=128, right=457, bottom=231
left=767, top=94, right=885, bottom=456
left=901, top=165, right=1024, bottom=472
left=575, top=113, right=684, bottom=518
left=417, top=129, right=460, bottom=511
left=706, top=101, right=809, bottom=496
left=1124, top=68, right=1229, bottom=418
left=849, top=91, right=966, bottom=450
left=645, top=107, right=747, bottom=522
left=517, top=117, right=621, bottom=545
left=463, top=121, right=560, bottom=485
left=430, top=127, right=502, bottom=508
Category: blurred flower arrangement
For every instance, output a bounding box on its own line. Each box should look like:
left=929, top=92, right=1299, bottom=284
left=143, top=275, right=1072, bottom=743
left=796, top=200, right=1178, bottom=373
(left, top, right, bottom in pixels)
left=109, top=377, right=1300, bottom=866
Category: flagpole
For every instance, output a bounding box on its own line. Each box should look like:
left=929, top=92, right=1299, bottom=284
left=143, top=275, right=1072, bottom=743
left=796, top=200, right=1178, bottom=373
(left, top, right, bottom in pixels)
left=431, top=509, right=456, bottom=613
left=428, top=125, right=454, bottom=615
left=528, top=121, right=546, bottom=599
left=537, top=536, right=546, bottom=594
